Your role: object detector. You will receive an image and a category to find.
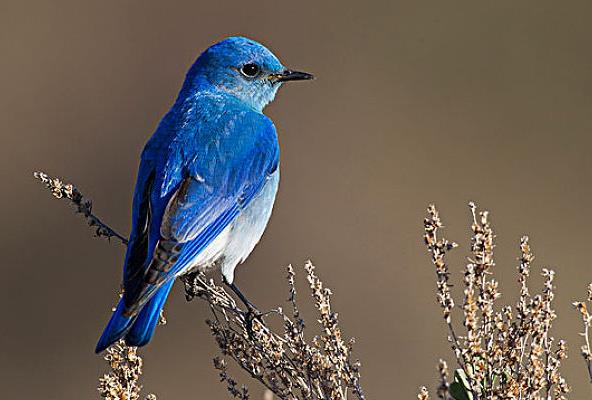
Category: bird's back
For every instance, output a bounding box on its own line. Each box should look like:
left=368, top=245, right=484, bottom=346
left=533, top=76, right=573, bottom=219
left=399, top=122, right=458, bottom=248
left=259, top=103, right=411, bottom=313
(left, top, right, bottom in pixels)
left=127, top=89, right=280, bottom=294
left=150, top=91, right=281, bottom=280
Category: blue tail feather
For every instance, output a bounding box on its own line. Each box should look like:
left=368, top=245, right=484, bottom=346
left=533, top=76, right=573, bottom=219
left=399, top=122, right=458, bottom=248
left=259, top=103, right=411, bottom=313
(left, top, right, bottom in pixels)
left=95, top=279, right=175, bottom=353
left=95, top=298, right=135, bottom=353
left=125, top=279, right=175, bottom=347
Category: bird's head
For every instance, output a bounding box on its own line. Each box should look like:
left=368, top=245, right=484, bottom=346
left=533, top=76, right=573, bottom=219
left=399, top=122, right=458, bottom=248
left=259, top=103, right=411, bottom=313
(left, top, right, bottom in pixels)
left=189, top=37, right=313, bottom=111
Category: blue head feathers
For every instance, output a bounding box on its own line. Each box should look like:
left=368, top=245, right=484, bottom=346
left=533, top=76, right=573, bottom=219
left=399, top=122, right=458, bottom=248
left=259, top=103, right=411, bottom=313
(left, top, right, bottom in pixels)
left=185, top=36, right=313, bottom=111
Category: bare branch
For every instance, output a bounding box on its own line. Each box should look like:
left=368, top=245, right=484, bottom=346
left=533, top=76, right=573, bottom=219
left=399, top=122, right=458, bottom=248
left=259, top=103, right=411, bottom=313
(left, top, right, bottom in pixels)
left=34, top=171, right=128, bottom=245
left=573, top=284, right=592, bottom=383
left=420, top=203, right=569, bottom=400
left=35, top=171, right=365, bottom=400
left=98, top=340, right=156, bottom=400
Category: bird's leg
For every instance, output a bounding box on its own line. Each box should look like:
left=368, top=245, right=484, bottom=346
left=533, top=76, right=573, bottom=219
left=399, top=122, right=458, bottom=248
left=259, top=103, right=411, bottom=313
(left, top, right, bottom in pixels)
left=224, top=280, right=263, bottom=337
left=226, top=281, right=259, bottom=312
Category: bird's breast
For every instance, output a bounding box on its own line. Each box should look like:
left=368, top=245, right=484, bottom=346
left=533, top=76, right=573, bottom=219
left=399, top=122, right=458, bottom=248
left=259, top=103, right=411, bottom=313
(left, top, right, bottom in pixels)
left=180, top=170, right=280, bottom=279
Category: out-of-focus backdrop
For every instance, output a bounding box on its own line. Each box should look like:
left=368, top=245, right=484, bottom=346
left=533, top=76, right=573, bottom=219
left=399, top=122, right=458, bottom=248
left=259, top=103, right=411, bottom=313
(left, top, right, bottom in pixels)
left=2, top=1, right=592, bottom=398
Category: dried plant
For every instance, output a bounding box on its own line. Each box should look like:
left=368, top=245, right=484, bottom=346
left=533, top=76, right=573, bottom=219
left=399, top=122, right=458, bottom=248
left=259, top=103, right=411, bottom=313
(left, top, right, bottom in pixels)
left=98, top=340, right=156, bottom=400
left=572, top=284, right=592, bottom=382
left=419, top=203, right=569, bottom=400
left=185, top=262, right=365, bottom=400
left=33, top=171, right=128, bottom=245
left=35, top=171, right=364, bottom=400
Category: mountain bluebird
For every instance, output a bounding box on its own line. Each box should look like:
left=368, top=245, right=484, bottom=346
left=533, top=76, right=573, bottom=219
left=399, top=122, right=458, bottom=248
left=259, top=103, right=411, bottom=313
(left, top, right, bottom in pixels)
left=96, top=36, right=313, bottom=353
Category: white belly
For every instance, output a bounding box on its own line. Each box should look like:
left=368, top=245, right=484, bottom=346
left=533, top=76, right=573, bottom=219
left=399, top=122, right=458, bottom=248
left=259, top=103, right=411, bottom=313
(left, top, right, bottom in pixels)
left=179, top=170, right=279, bottom=283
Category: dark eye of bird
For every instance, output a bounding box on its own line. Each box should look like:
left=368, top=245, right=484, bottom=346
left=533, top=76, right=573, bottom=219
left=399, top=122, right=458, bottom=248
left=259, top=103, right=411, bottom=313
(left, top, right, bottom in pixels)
left=240, top=63, right=260, bottom=77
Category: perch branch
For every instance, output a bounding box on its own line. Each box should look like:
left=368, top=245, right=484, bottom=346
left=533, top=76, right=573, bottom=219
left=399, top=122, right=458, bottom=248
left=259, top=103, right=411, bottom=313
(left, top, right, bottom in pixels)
left=35, top=171, right=365, bottom=400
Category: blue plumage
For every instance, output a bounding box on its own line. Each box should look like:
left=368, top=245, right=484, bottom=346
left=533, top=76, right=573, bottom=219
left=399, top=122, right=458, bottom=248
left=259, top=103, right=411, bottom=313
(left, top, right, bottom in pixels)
left=96, top=36, right=312, bottom=353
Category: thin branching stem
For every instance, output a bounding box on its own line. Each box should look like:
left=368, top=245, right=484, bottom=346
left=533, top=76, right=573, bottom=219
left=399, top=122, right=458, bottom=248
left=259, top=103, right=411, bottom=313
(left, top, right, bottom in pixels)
left=36, top=171, right=365, bottom=400
left=419, top=204, right=569, bottom=400
left=34, top=171, right=128, bottom=245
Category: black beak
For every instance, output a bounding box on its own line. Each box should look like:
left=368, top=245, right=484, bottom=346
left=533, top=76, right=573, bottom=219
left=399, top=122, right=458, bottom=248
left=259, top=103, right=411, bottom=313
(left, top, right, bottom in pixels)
left=274, top=69, right=314, bottom=83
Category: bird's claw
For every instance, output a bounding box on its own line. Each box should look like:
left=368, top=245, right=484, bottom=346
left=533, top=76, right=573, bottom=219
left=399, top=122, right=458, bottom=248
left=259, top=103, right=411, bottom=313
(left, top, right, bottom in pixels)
left=244, top=307, right=265, bottom=338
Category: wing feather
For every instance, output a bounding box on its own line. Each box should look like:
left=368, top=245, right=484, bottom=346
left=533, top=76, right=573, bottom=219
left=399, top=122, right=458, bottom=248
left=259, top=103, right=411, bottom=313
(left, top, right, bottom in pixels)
left=122, top=103, right=279, bottom=315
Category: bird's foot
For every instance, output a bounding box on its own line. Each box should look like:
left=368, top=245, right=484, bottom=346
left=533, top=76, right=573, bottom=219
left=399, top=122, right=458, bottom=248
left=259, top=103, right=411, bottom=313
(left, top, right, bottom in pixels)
left=244, top=306, right=265, bottom=338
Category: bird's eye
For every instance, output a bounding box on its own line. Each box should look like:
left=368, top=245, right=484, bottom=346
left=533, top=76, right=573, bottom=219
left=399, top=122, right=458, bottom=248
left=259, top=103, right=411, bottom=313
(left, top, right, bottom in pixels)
left=240, top=63, right=261, bottom=78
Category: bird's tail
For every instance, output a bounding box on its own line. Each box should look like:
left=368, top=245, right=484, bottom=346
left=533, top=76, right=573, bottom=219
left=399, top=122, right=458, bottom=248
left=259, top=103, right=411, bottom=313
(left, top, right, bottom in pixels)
left=95, top=279, right=175, bottom=353
left=126, top=279, right=174, bottom=347
left=95, top=296, right=134, bottom=353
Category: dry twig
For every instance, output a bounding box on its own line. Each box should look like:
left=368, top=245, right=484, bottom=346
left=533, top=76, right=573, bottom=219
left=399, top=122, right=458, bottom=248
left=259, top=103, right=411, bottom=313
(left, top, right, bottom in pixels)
left=572, top=284, right=592, bottom=382
left=35, top=171, right=364, bottom=400
left=183, top=261, right=365, bottom=400
left=33, top=171, right=128, bottom=245
left=98, top=340, right=156, bottom=400
left=419, top=203, right=569, bottom=400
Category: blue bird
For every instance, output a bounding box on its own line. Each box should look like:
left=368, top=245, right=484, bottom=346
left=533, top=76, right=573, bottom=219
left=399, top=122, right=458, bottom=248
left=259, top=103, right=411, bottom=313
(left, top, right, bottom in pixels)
left=96, top=37, right=313, bottom=353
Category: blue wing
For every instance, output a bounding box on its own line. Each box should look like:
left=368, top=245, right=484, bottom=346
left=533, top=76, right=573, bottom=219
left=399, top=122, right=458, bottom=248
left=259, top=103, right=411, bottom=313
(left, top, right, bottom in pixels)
left=104, top=93, right=279, bottom=326
left=97, top=95, right=279, bottom=352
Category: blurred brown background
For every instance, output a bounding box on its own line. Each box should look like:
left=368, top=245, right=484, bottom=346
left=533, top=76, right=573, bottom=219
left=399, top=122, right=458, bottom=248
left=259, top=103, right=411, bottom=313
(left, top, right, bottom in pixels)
left=2, top=0, right=592, bottom=398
